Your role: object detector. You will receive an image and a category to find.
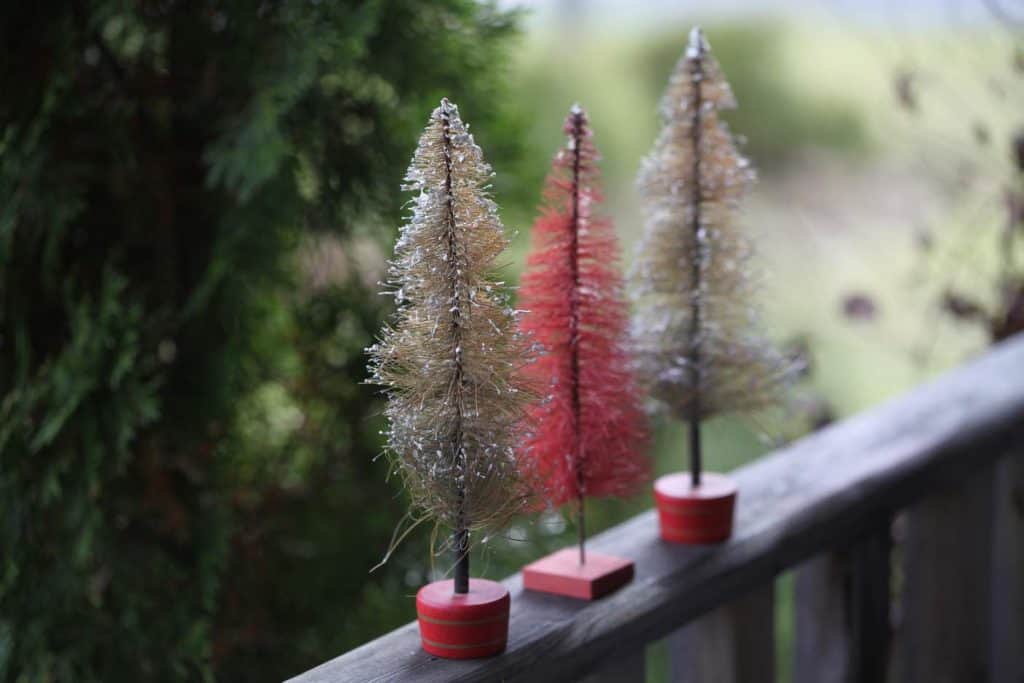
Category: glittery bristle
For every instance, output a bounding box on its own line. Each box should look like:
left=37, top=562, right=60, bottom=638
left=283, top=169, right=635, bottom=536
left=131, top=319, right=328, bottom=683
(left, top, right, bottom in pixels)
left=367, top=100, right=534, bottom=541
left=518, top=106, right=650, bottom=507
left=630, top=32, right=795, bottom=422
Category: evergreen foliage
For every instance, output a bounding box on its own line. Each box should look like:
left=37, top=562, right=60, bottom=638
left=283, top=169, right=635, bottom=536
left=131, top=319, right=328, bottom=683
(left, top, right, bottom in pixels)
left=0, top=2, right=522, bottom=680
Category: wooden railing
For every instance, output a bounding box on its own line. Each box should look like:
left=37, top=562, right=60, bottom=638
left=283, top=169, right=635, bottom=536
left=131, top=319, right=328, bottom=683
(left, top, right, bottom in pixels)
left=289, top=334, right=1024, bottom=683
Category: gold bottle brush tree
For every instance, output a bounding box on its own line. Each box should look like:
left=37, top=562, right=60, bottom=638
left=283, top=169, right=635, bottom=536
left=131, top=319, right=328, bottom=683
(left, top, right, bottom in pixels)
left=631, top=28, right=795, bottom=543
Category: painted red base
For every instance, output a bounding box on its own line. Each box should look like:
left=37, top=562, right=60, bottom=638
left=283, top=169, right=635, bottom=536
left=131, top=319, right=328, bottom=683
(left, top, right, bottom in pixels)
left=415, top=579, right=509, bottom=659
left=522, top=548, right=634, bottom=600
left=654, top=471, right=738, bottom=544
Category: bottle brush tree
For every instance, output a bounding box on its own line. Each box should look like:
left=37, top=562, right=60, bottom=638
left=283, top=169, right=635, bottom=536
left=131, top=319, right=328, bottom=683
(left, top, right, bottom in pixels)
left=367, top=98, right=533, bottom=597
left=517, top=105, right=650, bottom=570
left=631, top=28, right=794, bottom=542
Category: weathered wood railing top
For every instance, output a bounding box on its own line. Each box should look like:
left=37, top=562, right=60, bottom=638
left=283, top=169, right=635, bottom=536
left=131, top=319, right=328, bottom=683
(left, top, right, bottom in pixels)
left=289, top=334, right=1024, bottom=683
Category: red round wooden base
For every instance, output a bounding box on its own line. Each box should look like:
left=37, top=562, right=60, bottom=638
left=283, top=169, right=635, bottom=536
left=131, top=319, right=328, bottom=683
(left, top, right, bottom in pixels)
left=654, top=471, right=738, bottom=544
left=416, top=578, right=509, bottom=659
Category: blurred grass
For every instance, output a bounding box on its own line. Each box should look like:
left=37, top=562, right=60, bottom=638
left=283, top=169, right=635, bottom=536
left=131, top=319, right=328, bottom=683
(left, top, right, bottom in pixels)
left=495, top=20, right=871, bottom=252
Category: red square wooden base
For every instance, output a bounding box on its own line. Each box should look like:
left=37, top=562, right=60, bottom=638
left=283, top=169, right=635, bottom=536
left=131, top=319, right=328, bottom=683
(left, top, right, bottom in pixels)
left=654, top=471, right=738, bottom=544
left=522, top=548, right=634, bottom=600
left=416, top=579, right=509, bottom=659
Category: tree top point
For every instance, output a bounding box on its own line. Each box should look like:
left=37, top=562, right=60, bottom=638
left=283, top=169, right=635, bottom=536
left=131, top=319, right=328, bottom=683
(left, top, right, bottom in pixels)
left=687, top=26, right=707, bottom=59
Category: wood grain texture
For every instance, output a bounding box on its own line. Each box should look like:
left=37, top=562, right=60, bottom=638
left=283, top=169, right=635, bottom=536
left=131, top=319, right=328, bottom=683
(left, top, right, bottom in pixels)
left=288, top=334, right=1024, bottom=683
left=899, top=466, right=994, bottom=683
left=667, top=583, right=774, bottom=683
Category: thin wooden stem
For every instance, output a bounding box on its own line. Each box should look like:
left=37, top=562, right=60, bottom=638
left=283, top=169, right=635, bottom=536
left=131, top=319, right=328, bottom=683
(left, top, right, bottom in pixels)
left=689, top=419, right=703, bottom=488
left=687, top=34, right=705, bottom=488
left=441, top=98, right=470, bottom=595
left=569, top=107, right=587, bottom=561
left=454, top=528, right=469, bottom=594
left=578, top=494, right=586, bottom=566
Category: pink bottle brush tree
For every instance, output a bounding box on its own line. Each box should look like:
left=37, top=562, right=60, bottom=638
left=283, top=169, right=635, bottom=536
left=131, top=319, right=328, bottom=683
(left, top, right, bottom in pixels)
left=518, top=105, right=650, bottom=600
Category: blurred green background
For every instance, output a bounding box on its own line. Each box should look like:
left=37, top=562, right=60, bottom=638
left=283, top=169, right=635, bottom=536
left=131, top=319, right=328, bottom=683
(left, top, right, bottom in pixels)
left=1, top=1, right=1019, bottom=681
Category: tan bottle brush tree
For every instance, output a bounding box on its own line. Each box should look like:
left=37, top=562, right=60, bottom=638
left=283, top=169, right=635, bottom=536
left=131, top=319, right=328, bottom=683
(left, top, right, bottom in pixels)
left=631, top=28, right=793, bottom=540
left=368, top=99, right=533, bottom=594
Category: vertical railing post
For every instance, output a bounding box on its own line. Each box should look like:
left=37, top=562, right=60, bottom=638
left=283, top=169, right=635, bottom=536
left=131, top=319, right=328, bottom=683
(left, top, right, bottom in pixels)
left=793, top=553, right=849, bottom=683
left=991, top=450, right=1023, bottom=682
left=793, top=519, right=892, bottom=683
left=849, top=522, right=892, bottom=682
left=897, top=466, right=995, bottom=683
left=667, top=583, right=775, bottom=683
left=579, top=646, right=647, bottom=683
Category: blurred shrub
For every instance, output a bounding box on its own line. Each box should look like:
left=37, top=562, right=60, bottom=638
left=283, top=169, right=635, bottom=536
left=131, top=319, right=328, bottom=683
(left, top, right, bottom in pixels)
left=0, top=2, right=522, bottom=681
left=641, top=23, right=865, bottom=167
left=497, top=20, right=866, bottom=264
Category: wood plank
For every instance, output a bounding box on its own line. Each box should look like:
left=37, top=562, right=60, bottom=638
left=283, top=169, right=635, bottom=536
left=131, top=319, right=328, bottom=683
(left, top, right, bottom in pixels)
left=578, top=645, right=646, bottom=683
left=667, top=583, right=774, bottom=683
left=898, top=466, right=994, bottom=683
left=849, top=523, right=891, bottom=682
left=288, top=335, right=1024, bottom=683
left=991, top=450, right=1023, bottom=683
left=793, top=521, right=891, bottom=683
left=794, top=554, right=849, bottom=683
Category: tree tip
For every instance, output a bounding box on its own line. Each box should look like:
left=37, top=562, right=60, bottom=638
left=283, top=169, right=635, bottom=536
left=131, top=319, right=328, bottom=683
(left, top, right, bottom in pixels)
left=686, top=26, right=707, bottom=59
left=568, top=102, right=587, bottom=124
left=565, top=103, right=588, bottom=135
